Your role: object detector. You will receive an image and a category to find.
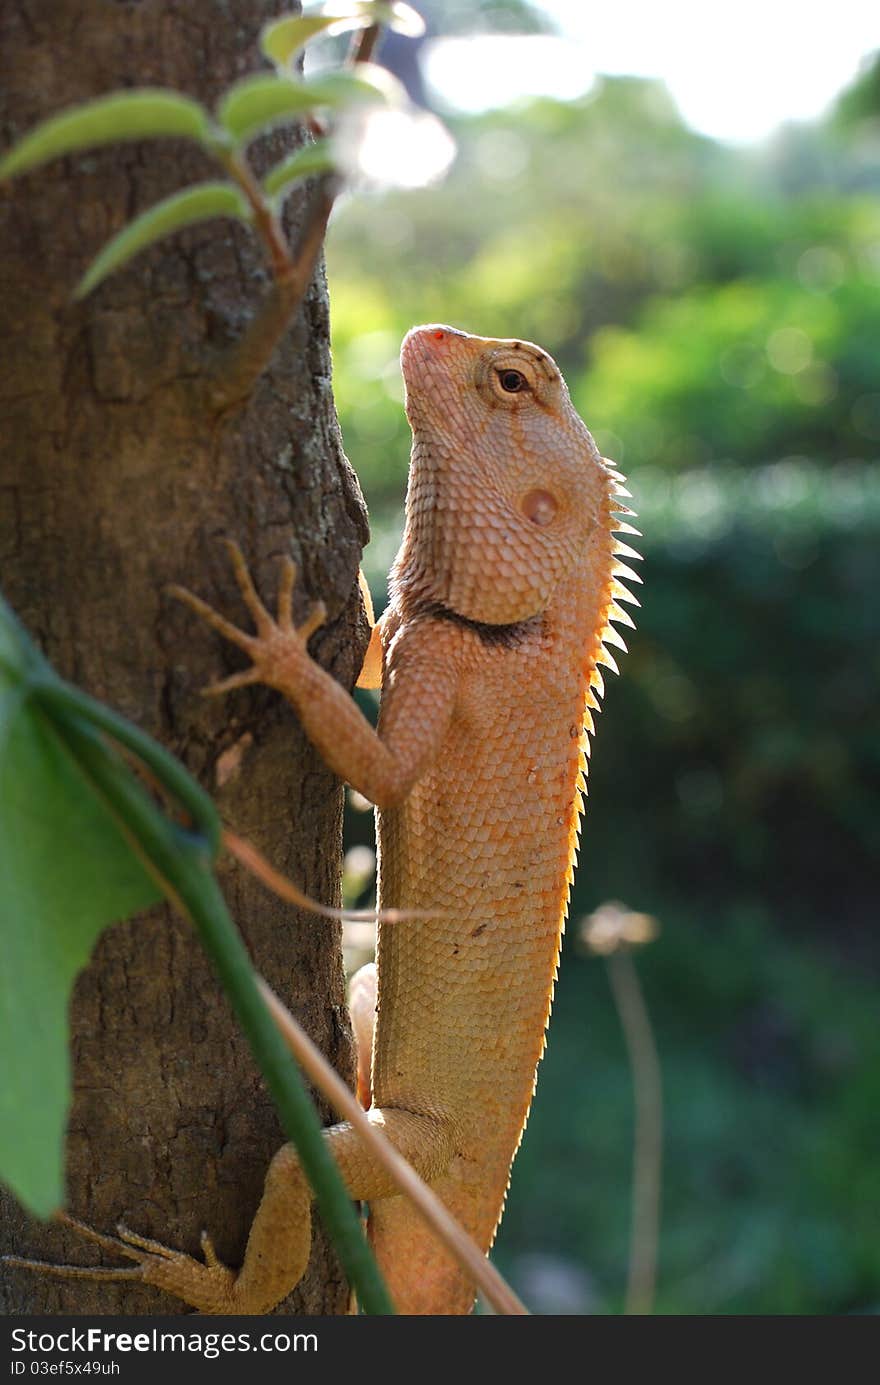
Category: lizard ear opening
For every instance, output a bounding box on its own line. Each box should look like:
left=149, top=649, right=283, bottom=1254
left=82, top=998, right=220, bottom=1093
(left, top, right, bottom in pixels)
left=521, top=489, right=558, bottom=526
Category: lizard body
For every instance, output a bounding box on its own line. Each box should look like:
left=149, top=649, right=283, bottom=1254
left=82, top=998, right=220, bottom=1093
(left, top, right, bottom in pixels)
left=11, top=325, right=638, bottom=1314
left=360, top=327, right=638, bottom=1312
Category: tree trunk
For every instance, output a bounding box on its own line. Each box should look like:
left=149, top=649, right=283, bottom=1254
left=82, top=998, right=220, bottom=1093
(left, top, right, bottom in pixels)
left=0, top=0, right=366, bottom=1315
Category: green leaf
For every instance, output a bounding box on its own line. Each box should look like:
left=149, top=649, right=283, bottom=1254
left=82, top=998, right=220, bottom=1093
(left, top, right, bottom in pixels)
left=263, top=138, right=336, bottom=199
left=217, top=71, right=390, bottom=146
left=0, top=90, right=211, bottom=181
left=0, top=602, right=160, bottom=1217
left=260, top=4, right=424, bottom=69
left=261, top=14, right=363, bottom=67
left=75, top=181, right=249, bottom=299
left=333, top=62, right=408, bottom=107
left=218, top=75, right=320, bottom=143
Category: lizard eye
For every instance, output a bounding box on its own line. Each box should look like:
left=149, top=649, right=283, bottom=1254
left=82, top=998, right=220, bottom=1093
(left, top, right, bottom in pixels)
left=498, top=369, right=527, bottom=393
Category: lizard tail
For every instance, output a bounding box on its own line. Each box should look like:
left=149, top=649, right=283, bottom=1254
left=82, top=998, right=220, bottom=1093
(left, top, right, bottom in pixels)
left=367, top=1158, right=512, bottom=1315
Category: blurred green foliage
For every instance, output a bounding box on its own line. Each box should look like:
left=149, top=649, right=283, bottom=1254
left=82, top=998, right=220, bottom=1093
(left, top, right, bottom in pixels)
left=328, top=74, right=880, bottom=492
left=327, top=61, right=880, bottom=1314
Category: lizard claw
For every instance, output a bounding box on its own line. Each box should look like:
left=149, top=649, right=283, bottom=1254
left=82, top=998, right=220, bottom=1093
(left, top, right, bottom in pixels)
left=105, top=1219, right=237, bottom=1311
left=221, top=538, right=274, bottom=637
left=1, top=1212, right=143, bottom=1284
left=200, top=1230, right=222, bottom=1269
left=114, top=1221, right=182, bottom=1261
left=167, top=582, right=257, bottom=656
left=276, top=555, right=327, bottom=639
left=0, top=1210, right=238, bottom=1311
left=277, top=554, right=297, bottom=631
left=203, top=667, right=262, bottom=698
left=298, top=598, right=327, bottom=641
left=169, top=542, right=327, bottom=701
left=128, top=1236, right=236, bottom=1312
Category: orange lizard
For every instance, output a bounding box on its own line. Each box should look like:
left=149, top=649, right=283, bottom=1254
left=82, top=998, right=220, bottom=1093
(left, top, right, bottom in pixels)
left=11, top=325, right=640, bottom=1314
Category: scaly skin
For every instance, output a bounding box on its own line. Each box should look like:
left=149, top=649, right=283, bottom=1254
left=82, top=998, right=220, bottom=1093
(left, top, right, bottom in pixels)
left=9, top=326, right=639, bottom=1314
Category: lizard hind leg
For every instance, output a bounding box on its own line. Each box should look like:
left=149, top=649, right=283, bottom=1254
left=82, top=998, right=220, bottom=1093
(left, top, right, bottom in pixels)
left=4, top=1110, right=457, bottom=1315
left=208, top=1108, right=456, bottom=1314
left=1, top=1211, right=239, bottom=1313
left=1, top=1156, right=314, bottom=1316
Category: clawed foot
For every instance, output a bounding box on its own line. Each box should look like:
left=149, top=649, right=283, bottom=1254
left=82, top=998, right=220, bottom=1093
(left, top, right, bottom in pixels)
left=2, top=1212, right=237, bottom=1313
left=168, top=540, right=326, bottom=698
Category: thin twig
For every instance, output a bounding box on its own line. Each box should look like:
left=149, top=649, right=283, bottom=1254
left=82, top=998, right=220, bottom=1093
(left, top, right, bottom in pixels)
left=350, top=24, right=382, bottom=65
left=221, top=149, right=293, bottom=282
left=208, top=175, right=337, bottom=413
left=223, top=827, right=442, bottom=922
left=606, top=947, right=663, bottom=1315
left=256, top=976, right=529, bottom=1316
left=208, top=19, right=384, bottom=414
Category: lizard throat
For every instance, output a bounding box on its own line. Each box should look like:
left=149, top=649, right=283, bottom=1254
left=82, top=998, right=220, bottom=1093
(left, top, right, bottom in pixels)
left=414, top=599, right=544, bottom=649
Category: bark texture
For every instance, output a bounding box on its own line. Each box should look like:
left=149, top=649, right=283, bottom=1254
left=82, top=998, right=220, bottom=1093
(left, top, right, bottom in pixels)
left=0, top=0, right=367, bottom=1314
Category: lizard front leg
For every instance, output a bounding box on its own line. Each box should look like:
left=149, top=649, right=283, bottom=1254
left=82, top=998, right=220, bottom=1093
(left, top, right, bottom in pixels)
left=170, top=540, right=459, bottom=812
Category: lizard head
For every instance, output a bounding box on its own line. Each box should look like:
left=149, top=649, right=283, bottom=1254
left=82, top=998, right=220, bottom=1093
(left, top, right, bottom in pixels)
left=395, top=324, right=618, bottom=625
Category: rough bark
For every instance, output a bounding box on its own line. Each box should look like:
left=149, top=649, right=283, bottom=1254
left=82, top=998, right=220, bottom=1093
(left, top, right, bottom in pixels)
left=0, top=0, right=367, bottom=1314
